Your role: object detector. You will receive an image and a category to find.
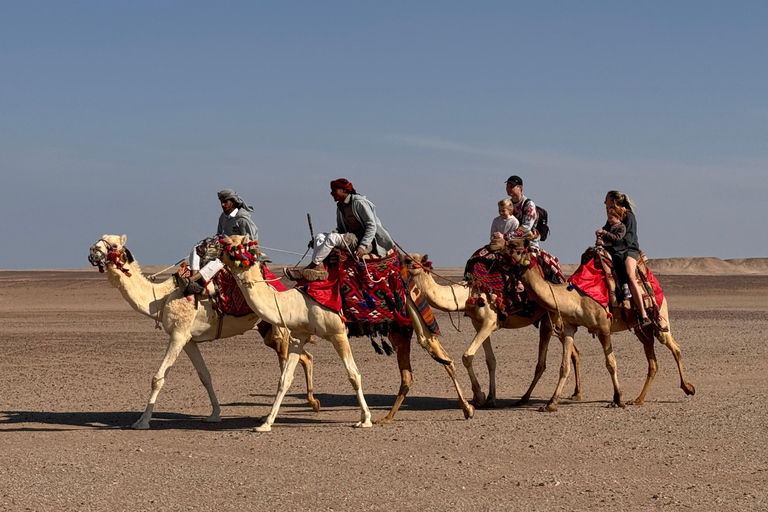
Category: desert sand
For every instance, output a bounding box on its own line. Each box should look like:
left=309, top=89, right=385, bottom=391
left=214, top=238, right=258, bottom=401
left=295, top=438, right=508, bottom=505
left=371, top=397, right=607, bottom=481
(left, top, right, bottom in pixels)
left=1, top=260, right=768, bottom=511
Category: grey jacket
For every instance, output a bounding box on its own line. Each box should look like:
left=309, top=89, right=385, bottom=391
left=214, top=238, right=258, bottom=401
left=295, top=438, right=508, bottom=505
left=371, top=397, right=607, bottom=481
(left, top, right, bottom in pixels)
left=217, top=208, right=258, bottom=240
left=336, top=194, right=394, bottom=257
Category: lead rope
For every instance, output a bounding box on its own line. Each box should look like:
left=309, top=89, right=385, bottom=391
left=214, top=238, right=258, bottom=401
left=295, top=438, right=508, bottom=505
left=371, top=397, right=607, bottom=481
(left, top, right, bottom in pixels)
left=448, top=285, right=462, bottom=332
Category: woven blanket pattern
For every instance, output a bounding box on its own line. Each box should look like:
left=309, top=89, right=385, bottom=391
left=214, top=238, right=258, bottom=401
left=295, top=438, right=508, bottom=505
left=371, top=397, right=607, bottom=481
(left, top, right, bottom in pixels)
left=338, top=251, right=412, bottom=334
left=403, top=271, right=440, bottom=335
left=208, top=265, right=287, bottom=317
left=464, top=245, right=564, bottom=320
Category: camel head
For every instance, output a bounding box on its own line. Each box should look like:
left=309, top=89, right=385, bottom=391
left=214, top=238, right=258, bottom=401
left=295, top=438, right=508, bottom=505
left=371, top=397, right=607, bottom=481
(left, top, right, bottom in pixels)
left=219, top=235, right=263, bottom=269
left=88, top=234, right=134, bottom=275
left=506, top=239, right=538, bottom=273
left=402, top=253, right=433, bottom=276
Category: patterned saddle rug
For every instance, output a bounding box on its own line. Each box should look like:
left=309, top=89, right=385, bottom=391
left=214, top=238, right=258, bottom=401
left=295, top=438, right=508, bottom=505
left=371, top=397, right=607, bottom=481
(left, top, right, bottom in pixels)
left=297, top=250, right=413, bottom=337
left=464, top=244, right=565, bottom=320
left=568, top=247, right=664, bottom=321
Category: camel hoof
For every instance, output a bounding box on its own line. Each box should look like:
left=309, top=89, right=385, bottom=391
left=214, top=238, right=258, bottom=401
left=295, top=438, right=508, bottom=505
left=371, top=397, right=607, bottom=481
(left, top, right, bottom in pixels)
left=683, top=383, right=696, bottom=396
left=253, top=423, right=272, bottom=432
left=627, top=398, right=644, bottom=406
left=485, top=398, right=497, bottom=408
left=514, top=397, right=530, bottom=407
left=374, top=416, right=393, bottom=425
left=540, top=402, right=558, bottom=413
left=309, top=399, right=321, bottom=413
left=472, top=392, right=487, bottom=407
left=131, top=421, right=150, bottom=430
left=463, top=404, right=475, bottom=419
left=354, top=420, right=373, bottom=428
left=608, top=401, right=626, bottom=409
left=570, top=393, right=582, bottom=401
left=203, top=415, right=222, bottom=423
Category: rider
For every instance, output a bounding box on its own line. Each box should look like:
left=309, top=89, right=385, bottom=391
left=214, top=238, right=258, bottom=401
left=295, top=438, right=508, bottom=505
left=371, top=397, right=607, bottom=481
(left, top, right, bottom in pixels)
left=180, top=189, right=258, bottom=295
left=286, top=178, right=394, bottom=282
left=504, top=175, right=540, bottom=248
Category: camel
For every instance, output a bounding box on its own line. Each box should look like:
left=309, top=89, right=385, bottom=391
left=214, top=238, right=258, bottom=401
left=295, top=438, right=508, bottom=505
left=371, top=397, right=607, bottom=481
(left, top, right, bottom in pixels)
left=220, top=235, right=474, bottom=431
left=404, top=254, right=581, bottom=408
left=88, top=234, right=319, bottom=430
left=505, top=240, right=695, bottom=411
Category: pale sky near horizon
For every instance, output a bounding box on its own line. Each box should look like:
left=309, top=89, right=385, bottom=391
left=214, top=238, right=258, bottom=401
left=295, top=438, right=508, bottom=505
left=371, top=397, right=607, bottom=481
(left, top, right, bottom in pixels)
left=1, top=1, right=766, bottom=269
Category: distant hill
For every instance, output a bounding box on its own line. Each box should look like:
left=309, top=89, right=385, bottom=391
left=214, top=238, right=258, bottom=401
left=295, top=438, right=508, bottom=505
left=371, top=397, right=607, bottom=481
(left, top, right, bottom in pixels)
left=648, top=257, right=768, bottom=275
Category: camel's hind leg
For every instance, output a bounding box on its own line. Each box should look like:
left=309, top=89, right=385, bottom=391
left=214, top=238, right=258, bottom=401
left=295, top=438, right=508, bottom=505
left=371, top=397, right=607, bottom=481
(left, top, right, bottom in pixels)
left=254, top=335, right=308, bottom=432
left=518, top=318, right=553, bottom=406
left=656, top=329, right=696, bottom=397
left=423, top=336, right=474, bottom=420
left=132, top=332, right=189, bottom=430
left=481, top=338, right=497, bottom=407
left=328, top=332, right=372, bottom=428
left=598, top=333, right=625, bottom=408
left=628, top=331, right=657, bottom=405
left=183, top=342, right=221, bottom=423
left=262, top=323, right=320, bottom=412
left=375, top=331, right=413, bottom=424
left=570, top=342, right=582, bottom=400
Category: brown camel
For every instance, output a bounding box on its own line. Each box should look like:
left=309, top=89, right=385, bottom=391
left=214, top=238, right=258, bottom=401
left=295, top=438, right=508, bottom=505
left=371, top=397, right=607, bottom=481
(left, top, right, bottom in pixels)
left=506, top=240, right=695, bottom=411
left=220, top=236, right=474, bottom=431
left=404, top=254, right=582, bottom=408
left=88, top=235, right=319, bottom=429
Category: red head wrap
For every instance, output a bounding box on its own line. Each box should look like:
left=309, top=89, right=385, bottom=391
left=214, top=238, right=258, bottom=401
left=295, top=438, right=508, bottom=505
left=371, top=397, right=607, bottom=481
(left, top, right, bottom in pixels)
left=330, top=178, right=354, bottom=192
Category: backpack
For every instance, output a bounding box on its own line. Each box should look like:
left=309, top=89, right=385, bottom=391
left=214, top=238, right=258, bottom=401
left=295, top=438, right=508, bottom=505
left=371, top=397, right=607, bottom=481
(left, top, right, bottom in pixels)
left=523, top=199, right=550, bottom=242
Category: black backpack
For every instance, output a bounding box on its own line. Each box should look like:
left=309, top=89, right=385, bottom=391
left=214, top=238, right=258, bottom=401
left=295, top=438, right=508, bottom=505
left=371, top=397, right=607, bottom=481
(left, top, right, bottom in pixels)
left=523, top=199, right=549, bottom=241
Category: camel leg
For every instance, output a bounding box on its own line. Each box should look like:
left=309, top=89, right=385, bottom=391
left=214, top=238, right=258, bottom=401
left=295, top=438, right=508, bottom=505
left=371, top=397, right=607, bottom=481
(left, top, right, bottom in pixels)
left=656, top=330, right=696, bottom=397
left=328, top=333, right=372, bottom=428
left=421, top=335, right=474, bottom=419
left=481, top=338, right=497, bottom=407
left=628, top=331, right=657, bottom=405
left=598, top=333, right=625, bottom=408
left=254, top=335, right=307, bottom=432
left=517, top=318, right=553, bottom=406
left=570, top=342, right=582, bottom=400
left=263, top=324, right=320, bottom=412
left=542, top=327, right=574, bottom=412
left=462, top=320, right=497, bottom=407
left=182, top=342, right=221, bottom=423
left=375, top=332, right=412, bottom=424
left=132, top=332, right=188, bottom=429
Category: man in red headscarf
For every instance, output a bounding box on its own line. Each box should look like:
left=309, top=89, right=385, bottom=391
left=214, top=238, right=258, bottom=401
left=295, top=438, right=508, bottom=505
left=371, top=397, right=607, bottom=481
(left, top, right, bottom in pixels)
left=286, top=178, right=394, bottom=281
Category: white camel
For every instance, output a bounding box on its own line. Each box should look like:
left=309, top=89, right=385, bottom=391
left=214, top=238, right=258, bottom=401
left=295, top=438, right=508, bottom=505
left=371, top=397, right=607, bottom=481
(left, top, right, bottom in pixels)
left=88, top=234, right=318, bottom=429
left=220, top=235, right=474, bottom=431
left=404, top=254, right=582, bottom=408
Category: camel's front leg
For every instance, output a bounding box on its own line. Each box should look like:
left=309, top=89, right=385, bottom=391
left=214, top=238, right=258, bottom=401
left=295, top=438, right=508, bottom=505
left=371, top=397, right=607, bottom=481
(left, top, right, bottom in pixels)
left=375, top=332, right=412, bottom=424
left=254, top=336, right=307, bottom=432
left=132, top=332, right=189, bottom=429
left=570, top=342, right=582, bottom=400
left=543, top=326, right=576, bottom=412
left=183, top=342, right=221, bottom=423
left=481, top=338, right=497, bottom=407
left=329, top=333, right=372, bottom=428
left=462, top=319, right=497, bottom=407
left=518, top=318, right=553, bottom=406
left=298, top=350, right=320, bottom=412
left=420, top=334, right=474, bottom=419
left=598, top=333, right=625, bottom=408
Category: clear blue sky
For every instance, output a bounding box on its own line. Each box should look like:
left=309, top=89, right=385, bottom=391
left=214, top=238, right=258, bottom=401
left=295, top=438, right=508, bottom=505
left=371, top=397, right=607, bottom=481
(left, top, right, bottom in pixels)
left=2, top=1, right=766, bottom=269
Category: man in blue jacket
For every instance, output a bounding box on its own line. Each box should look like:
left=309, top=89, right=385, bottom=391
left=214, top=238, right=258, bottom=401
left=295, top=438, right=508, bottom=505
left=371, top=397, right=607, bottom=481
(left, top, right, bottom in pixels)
left=287, top=178, right=394, bottom=281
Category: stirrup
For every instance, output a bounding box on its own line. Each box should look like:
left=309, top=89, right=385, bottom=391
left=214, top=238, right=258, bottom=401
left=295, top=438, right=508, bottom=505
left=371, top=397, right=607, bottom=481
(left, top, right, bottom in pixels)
left=301, top=268, right=329, bottom=281
left=284, top=267, right=304, bottom=281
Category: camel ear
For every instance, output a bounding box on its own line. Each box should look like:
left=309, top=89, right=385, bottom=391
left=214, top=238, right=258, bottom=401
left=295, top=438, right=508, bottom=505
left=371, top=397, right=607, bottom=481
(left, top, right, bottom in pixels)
left=120, top=234, right=127, bottom=246
left=421, top=254, right=429, bottom=263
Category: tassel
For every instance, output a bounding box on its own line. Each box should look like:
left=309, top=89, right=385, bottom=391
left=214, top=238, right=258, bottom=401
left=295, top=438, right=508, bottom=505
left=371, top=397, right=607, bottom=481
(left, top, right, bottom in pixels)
left=370, top=339, right=383, bottom=355
left=381, top=339, right=393, bottom=356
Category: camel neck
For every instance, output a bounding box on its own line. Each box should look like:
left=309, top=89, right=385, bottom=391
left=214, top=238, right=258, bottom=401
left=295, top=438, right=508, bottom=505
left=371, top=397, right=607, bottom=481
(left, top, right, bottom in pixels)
left=106, top=260, right=176, bottom=320
left=519, top=266, right=568, bottom=313
left=412, top=270, right=469, bottom=312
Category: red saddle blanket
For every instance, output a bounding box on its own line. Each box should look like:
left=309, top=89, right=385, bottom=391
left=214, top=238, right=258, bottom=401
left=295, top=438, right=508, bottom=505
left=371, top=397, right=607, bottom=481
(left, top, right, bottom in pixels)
left=210, top=265, right=286, bottom=317
left=298, top=251, right=411, bottom=336
left=568, top=248, right=664, bottom=310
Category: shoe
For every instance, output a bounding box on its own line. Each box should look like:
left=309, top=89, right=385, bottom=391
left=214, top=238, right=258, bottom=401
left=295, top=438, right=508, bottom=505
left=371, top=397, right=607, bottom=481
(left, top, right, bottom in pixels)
left=640, top=317, right=652, bottom=329
left=622, top=284, right=632, bottom=299
left=174, top=274, right=205, bottom=296
left=284, top=267, right=304, bottom=281
left=301, top=268, right=329, bottom=281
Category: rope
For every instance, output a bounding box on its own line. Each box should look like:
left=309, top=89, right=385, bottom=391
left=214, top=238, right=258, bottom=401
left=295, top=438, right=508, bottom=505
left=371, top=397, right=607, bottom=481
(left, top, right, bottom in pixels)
left=148, top=258, right=186, bottom=282
left=447, top=285, right=462, bottom=332
left=259, top=245, right=306, bottom=257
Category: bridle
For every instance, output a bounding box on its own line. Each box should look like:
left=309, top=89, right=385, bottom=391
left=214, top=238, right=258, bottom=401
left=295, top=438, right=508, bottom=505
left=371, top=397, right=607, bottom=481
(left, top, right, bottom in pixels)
left=88, top=238, right=133, bottom=277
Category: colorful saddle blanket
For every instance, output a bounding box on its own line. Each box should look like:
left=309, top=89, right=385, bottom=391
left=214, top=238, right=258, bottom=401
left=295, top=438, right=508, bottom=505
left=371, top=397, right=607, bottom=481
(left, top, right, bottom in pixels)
left=568, top=247, right=664, bottom=315
left=298, top=251, right=413, bottom=337
left=464, top=244, right=565, bottom=320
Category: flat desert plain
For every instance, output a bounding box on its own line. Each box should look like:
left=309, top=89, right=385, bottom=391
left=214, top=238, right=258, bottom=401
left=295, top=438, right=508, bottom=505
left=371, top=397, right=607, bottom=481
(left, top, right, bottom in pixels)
left=1, top=261, right=768, bottom=511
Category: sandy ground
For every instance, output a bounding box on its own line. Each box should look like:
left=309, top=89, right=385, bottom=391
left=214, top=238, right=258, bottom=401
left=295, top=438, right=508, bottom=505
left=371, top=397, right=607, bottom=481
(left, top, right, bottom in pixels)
left=1, top=267, right=767, bottom=511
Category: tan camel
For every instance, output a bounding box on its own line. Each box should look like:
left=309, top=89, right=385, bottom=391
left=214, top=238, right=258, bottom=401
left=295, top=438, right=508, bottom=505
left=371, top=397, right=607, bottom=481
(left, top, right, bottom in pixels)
left=506, top=240, right=695, bottom=411
left=88, top=234, right=319, bottom=430
left=220, top=235, right=474, bottom=431
left=404, top=254, right=581, bottom=408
